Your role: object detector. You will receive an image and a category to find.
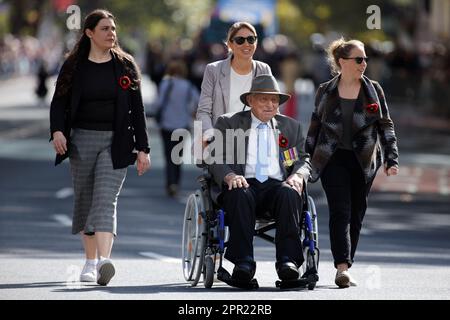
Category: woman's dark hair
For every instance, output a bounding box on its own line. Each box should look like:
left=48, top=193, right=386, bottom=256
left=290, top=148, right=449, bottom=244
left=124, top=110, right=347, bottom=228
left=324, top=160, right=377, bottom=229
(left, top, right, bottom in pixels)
left=225, top=21, right=257, bottom=53
left=56, top=9, right=140, bottom=96
left=327, top=37, right=365, bottom=75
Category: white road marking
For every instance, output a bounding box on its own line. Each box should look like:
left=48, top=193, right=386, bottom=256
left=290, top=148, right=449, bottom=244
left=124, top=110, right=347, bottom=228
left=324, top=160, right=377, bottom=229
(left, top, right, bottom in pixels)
left=439, top=169, right=448, bottom=195
left=0, top=122, right=48, bottom=139
left=360, top=228, right=374, bottom=236
left=406, top=184, right=418, bottom=194
left=139, top=251, right=179, bottom=264
left=357, top=250, right=450, bottom=260
left=55, top=188, right=73, bottom=199
left=52, top=214, right=72, bottom=227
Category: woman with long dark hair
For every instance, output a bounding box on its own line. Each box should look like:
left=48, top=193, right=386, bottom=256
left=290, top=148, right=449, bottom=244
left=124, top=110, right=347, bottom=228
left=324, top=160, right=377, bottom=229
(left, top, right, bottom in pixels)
left=306, top=38, right=399, bottom=288
left=50, top=9, right=150, bottom=286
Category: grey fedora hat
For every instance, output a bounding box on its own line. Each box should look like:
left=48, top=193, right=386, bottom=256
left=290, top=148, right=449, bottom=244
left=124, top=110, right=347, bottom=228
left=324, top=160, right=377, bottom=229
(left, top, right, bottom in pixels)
left=240, top=74, right=291, bottom=106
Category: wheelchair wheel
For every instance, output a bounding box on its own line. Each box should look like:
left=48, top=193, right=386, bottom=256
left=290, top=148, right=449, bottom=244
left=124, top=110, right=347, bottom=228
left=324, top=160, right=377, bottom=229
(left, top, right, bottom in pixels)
left=308, top=195, right=319, bottom=246
left=307, top=272, right=319, bottom=290
left=204, top=255, right=215, bottom=288
left=301, top=196, right=320, bottom=282
left=301, top=247, right=320, bottom=290
left=182, top=191, right=207, bottom=286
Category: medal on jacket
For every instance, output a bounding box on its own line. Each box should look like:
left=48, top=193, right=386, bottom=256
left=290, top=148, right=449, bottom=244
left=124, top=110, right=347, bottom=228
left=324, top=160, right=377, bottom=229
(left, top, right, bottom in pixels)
left=280, top=147, right=299, bottom=167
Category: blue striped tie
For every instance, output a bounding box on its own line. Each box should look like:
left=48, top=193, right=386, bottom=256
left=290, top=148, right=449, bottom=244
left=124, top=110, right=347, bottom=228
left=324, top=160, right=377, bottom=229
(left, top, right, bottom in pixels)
left=255, top=122, right=269, bottom=183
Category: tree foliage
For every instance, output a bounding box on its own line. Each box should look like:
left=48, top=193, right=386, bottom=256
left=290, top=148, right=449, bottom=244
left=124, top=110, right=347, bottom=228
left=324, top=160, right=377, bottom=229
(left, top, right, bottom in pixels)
left=278, top=0, right=415, bottom=47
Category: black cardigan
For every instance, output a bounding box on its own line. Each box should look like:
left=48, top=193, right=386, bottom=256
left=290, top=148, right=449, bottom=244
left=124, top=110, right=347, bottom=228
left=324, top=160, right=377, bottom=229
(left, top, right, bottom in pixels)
left=49, top=51, right=150, bottom=169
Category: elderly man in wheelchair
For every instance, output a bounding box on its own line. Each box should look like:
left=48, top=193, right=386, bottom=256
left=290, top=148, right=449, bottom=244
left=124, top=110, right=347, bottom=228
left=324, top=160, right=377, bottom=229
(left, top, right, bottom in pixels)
left=182, top=75, right=319, bottom=290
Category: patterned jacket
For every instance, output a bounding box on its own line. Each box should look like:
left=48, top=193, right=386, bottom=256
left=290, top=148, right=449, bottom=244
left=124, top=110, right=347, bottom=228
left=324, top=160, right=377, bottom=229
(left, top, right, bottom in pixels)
left=306, top=75, right=399, bottom=183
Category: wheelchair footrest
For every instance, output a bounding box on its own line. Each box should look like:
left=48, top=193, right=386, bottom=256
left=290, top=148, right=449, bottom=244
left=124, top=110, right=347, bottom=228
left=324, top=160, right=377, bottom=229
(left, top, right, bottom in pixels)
left=275, top=273, right=319, bottom=290
left=217, top=266, right=259, bottom=290
left=275, top=278, right=309, bottom=289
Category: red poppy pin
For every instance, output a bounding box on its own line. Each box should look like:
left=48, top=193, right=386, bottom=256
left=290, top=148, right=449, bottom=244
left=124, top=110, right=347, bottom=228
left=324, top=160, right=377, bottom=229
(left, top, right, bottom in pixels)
left=119, top=75, right=131, bottom=90
left=278, top=134, right=288, bottom=148
left=366, top=103, right=379, bottom=114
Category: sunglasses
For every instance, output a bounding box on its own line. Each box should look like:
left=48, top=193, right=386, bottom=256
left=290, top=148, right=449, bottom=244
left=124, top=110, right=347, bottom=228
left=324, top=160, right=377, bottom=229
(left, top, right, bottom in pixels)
left=342, top=57, right=369, bottom=64
left=232, top=35, right=257, bottom=45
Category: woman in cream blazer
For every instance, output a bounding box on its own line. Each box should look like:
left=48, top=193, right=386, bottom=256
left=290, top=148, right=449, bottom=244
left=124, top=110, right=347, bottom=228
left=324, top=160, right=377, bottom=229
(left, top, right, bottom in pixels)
left=196, top=21, right=272, bottom=141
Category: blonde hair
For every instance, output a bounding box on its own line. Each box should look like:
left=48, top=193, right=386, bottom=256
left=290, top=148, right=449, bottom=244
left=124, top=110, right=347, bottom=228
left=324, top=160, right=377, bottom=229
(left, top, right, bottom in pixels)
left=327, top=37, right=365, bottom=75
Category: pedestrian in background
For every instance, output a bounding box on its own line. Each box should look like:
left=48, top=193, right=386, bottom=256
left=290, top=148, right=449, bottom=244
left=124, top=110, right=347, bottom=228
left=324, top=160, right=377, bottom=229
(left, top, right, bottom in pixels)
left=306, top=38, right=399, bottom=288
left=154, top=59, right=199, bottom=197
left=35, top=59, right=49, bottom=107
left=49, top=9, right=150, bottom=286
left=196, top=21, right=272, bottom=146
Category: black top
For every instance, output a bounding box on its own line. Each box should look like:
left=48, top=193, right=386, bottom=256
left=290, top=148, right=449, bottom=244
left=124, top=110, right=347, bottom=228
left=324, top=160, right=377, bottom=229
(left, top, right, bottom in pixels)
left=338, top=97, right=355, bottom=150
left=51, top=51, right=151, bottom=169
left=74, top=59, right=117, bottom=131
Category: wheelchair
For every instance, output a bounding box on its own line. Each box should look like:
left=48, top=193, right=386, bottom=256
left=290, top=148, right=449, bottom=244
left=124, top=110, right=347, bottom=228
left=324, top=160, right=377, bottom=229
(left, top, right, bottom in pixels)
left=182, top=171, right=320, bottom=290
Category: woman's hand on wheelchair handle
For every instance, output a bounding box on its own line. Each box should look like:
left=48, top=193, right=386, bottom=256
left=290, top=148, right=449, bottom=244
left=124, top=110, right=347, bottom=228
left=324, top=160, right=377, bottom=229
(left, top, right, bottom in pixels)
left=224, top=173, right=249, bottom=190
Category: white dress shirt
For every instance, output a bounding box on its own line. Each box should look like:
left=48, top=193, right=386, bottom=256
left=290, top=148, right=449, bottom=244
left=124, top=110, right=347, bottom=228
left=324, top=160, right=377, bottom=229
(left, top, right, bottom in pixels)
left=245, top=113, right=283, bottom=181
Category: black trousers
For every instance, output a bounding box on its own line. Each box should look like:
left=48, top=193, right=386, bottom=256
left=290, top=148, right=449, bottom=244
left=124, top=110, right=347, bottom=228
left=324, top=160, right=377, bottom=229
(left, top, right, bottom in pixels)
left=320, top=149, right=374, bottom=268
left=160, top=129, right=182, bottom=187
left=221, top=178, right=304, bottom=267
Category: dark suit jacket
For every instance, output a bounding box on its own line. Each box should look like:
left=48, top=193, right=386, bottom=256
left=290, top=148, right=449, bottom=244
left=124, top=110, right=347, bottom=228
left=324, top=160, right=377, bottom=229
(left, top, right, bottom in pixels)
left=306, top=75, right=399, bottom=183
left=208, top=110, right=311, bottom=191
left=49, top=51, right=150, bottom=169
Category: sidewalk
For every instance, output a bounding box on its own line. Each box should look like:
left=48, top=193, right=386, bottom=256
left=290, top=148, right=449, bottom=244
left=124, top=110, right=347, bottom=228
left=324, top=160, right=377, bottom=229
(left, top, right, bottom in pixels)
left=0, top=74, right=157, bottom=111
left=370, top=99, right=450, bottom=197
left=372, top=163, right=449, bottom=196
left=389, top=100, right=450, bottom=154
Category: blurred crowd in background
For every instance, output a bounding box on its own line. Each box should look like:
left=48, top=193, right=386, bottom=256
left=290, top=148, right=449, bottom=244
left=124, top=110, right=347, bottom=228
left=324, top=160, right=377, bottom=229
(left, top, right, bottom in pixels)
left=0, top=0, right=449, bottom=118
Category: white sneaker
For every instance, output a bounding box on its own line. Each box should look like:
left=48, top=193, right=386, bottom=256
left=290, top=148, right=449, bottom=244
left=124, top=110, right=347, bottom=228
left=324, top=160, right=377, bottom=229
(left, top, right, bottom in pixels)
left=80, top=261, right=97, bottom=282
left=97, top=258, right=115, bottom=286
left=348, top=273, right=358, bottom=287
left=335, top=270, right=350, bottom=288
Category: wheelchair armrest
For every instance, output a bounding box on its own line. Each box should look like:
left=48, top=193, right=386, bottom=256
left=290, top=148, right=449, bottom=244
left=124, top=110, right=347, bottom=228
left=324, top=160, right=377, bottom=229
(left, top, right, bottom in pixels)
left=195, top=137, right=215, bottom=169
left=197, top=174, right=211, bottom=186
left=196, top=163, right=207, bottom=169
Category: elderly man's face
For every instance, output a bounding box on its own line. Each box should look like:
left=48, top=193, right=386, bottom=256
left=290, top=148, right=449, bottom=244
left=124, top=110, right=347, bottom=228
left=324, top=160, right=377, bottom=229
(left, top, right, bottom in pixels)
left=248, top=93, right=280, bottom=122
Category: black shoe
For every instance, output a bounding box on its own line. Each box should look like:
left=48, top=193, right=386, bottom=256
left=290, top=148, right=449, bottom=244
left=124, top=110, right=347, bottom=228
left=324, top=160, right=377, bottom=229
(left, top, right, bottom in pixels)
left=276, top=261, right=299, bottom=281
left=232, top=262, right=255, bottom=283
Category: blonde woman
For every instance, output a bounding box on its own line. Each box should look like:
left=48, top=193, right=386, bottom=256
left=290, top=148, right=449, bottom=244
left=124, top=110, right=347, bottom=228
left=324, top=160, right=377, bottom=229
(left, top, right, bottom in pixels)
left=306, top=38, right=399, bottom=288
